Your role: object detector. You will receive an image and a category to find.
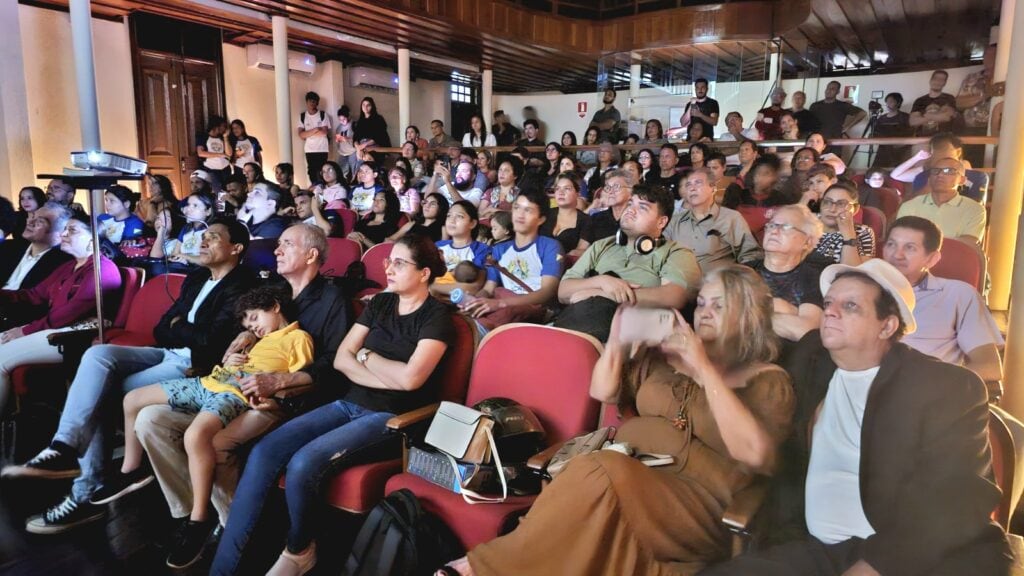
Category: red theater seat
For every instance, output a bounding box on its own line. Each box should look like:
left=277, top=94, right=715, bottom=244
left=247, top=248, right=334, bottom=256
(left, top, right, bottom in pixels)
left=323, top=238, right=362, bottom=278
left=931, top=238, right=985, bottom=292
left=360, top=242, right=394, bottom=296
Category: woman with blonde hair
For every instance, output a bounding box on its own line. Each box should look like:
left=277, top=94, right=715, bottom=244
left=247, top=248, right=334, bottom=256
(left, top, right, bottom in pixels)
left=441, top=264, right=795, bottom=576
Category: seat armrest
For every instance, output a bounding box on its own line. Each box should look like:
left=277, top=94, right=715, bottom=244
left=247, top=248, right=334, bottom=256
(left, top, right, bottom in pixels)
left=722, top=479, right=769, bottom=533
left=526, top=442, right=564, bottom=472
left=47, top=328, right=99, bottom=348
left=386, top=403, right=440, bottom=431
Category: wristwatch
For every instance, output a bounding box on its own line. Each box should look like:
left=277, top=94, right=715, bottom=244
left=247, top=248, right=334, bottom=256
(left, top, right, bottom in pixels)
left=841, top=237, right=857, bottom=247
left=357, top=348, right=372, bottom=365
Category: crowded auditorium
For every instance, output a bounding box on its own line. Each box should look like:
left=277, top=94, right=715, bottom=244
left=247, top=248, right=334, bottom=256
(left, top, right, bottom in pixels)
left=0, top=0, right=1023, bottom=574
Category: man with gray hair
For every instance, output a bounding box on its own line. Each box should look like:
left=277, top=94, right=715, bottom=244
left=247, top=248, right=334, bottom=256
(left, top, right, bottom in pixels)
left=586, top=169, right=635, bottom=243
left=134, top=223, right=349, bottom=566
left=0, top=202, right=73, bottom=294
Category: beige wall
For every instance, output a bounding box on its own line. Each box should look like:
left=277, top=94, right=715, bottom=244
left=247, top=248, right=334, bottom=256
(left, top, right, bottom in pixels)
left=19, top=4, right=138, bottom=194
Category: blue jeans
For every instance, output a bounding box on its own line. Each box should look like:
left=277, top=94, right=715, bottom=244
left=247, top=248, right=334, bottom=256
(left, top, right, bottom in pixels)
left=210, top=400, right=394, bottom=576
left=53, top=344, right=191, bottom=502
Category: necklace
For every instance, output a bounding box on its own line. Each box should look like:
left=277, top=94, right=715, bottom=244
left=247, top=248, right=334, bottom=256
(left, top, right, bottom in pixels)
left=671, top=379, right=699, bottom=430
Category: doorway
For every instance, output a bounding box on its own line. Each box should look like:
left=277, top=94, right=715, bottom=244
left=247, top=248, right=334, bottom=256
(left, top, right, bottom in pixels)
left=130, top=14, right=224, bottom=198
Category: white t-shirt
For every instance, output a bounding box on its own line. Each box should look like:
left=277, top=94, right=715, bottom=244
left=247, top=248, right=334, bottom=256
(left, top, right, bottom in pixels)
left=462, top=133, right=497, bottom=147
left=3, top=246, right=50, bottom=290
left=438, top=184, right=483, bottom=208
left=233, top=137, right=257, bottom=168
left=297, top=110, right=332, bottom=153
left=203, top=135, right=230, bottom=171
left=805, top=366, right=880, bottom=544
left=350, top=185, right=378, bottom=213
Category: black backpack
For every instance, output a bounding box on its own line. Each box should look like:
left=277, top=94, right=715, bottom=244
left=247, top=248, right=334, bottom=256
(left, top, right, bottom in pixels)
left=343, top=489, right=464, bottom=576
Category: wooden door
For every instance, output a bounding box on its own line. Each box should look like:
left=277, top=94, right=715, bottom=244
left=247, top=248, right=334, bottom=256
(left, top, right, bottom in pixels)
left=135, top=51, right=223, bottom=198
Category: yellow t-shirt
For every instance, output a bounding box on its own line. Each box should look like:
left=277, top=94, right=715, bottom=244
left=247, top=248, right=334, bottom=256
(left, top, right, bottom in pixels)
left=200, top=321, right=315, bottom=402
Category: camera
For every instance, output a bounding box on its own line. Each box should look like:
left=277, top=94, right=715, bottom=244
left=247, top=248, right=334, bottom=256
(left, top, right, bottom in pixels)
left=868, top=99, right=883, bottom=115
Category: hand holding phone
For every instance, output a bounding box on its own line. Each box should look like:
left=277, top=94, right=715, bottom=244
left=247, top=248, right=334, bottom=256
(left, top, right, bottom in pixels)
left=617, top=307, right=676, bottom=346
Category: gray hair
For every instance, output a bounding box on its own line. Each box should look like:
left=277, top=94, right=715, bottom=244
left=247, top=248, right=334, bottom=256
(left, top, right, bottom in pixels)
left=604, top=168, right=635, bottom=187
left=40, top=201, right=72, bottom=234
left=773, top=203, right=824, bottom=247
left=288, top=222, right=329, bottom=266
left=685, top=167, right=715, bottom=183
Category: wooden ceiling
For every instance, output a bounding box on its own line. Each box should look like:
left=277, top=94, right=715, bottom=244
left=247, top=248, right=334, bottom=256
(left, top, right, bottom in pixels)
left=22, top=0, right=1002, bottom=92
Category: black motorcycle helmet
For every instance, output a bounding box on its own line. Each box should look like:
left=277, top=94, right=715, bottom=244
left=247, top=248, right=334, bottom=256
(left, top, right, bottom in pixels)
left=473, top=397, right=547, bottom=462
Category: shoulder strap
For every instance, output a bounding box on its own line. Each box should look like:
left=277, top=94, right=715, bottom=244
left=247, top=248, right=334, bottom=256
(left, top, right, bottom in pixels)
left=486, top=253, right=534, bottom=293
left=320, top=110, right=326, bottom=121
left=344, top=502, right=389, bottom=575
left=301, top=111, right=306, bottom=124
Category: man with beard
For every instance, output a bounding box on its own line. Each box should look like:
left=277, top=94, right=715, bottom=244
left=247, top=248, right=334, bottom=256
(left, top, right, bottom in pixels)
left=427, top=159, right=484, bottom=207
left=679, top=78, right=720, bottom=140
left=589, top=88, right=622, bottom=143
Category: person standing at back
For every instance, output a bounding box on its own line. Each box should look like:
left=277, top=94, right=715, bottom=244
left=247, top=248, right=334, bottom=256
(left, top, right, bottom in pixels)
left=296, top=92, right=332, bottom=188
left=809, top=81, right=866, bottom=142
left=680, top=78, right=720, bottom=140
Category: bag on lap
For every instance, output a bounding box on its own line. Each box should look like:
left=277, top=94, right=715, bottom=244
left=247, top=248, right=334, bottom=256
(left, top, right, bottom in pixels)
left=343, top=488, right=463, bottom=576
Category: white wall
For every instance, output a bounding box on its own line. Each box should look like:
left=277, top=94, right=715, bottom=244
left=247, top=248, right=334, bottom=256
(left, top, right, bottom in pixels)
left=19, top=4, right=138, bottom=193
left=494, top=66, right=983, bottom=159
left=342, top=70, right=450, bottom=147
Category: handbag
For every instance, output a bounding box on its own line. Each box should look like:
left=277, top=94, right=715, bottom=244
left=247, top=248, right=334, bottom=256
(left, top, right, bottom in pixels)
left=424, top=402, right=508, bottom=504
left=546, top=426, right=616, bottom=479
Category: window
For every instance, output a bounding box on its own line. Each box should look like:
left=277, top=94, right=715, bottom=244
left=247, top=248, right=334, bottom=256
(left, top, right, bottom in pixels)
left=450, top=72, right=475, bottom=103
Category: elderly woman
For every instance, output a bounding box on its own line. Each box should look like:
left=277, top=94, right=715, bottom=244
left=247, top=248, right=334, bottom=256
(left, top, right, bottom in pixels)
left=750, top=204, right=827, bottom=342
left=211, top=234, right=454, bottom=575
left=0, top=211, right=122, bottom=412
left=442, top=265, right=795, bottom=576
left=479, top=157, right=522, bottom=220
left=814, top=182, right=875, bottom=265
left=539, top=172, right=591, bottom=257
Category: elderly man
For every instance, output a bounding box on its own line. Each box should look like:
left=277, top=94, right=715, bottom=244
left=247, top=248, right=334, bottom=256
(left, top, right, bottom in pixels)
left=0, top=202, right=72, bottom=293
left=896, top=156, right=986, bottom=245
left=704, top=258, right=1011, bottom=576
left=555, top=184, right=701, bottom=341
left=665, top=168, right=761, bottom=270
left=2, top=218, right=255, bottom=535
left=240, top=182, right=290, bottom=240
left=134, top=223, right=349, bottom=567
left=756, top=87, right=788, bottom=140
left=586, top=169, right=633, bottom=243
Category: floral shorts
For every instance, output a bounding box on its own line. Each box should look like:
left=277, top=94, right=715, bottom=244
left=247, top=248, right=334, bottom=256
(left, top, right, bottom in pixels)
left=159, top=377, right=249, bottom=426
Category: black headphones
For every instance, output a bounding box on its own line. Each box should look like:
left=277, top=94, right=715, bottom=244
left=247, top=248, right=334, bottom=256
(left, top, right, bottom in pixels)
left=615, top=228, right=665, bottom=255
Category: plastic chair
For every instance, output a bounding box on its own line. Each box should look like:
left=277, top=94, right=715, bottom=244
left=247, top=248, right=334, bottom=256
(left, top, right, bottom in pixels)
left=323, top=238, right=362, bottom=278
left=361, top=242, right=394, bottom=294
left=989, top=407, right=1016, bottom=531
left=314, top=312, right=479, bottom=513
left=931, top=237, right=985, bottom=292
left=385, top=324, right=603, bottom=549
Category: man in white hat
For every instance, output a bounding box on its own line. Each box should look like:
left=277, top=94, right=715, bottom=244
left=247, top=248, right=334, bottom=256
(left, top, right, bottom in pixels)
left=704, top=259, right=1010, bottom=575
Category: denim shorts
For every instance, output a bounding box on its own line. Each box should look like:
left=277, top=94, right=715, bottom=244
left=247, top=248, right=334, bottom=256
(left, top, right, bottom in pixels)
left=160, top=377, right=249, bottom=426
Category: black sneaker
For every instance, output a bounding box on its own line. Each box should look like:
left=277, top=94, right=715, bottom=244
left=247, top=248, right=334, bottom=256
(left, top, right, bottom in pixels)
left=88, top=466, right=155, bottom=505
left=166, top=518, right=216, bottom=569
left=1, top=445, right=80, bottom=479
left=25, top=495, right=105, bottom=534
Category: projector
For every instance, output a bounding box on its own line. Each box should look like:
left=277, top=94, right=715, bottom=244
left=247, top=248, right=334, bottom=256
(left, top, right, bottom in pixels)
left=70, top=150, right=148, bottom=175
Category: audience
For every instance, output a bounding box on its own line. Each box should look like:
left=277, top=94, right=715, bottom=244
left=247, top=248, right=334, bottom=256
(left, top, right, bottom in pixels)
left=665, top=168, right=762, bottom=270
left=0, top=203, right=72, bottom=293
left=391, top=193, right=448, bottom=242
left=46, top=178, right=84, bottom=215
left=197, top=116, right=232, bottom=189
left=0, top=218, right=251, bottom=534
left=751, top=204, right=826, bottom=342
left=349, top=191, right=402, bottom=249
left=896, top=157, right=986, bottom=245
left=639, top=118, right=665, bottom=145
left=334, top=106, right=356, bottom=179
left=585, top=169, right=632, bottom=242
left=352, top=96, right=390, bottom=164
left=517, top=118, right=544, bottom=158
left=445, top=267, right=794, bottom=575
left=556, top=184, right=700, bottom=341
left=228, top=119, right=262, bottom=170
left=462, top=113, right=496, bottom=148
left=491, top=110, right=520, bottom=148
left=239, top=182, right=290, bottom=240
left=428, top=119, right=457, bottom=150
left=297, top=92, right=331, bottom=187
left=479, top=157, right=522, bottom=220
left=799, top=162, right=837, bottom=210
left=805, top=132, right=847, bottom=175
left=98, top=185, right=145, bottom=244
left=583, top=141, right=619, bottom=193
left=814, top=183, right=875, bottom=265
left=705, top=259, right=1011, bottom=576
left=210, top=234, right=452, bottom=575
left=461, top=189, right=562, bottom=331
left=475, top=150, right=497, bottom=188
left=387, top=165, right=421, bottom=216
left=139, top=175, right=181, bottom=237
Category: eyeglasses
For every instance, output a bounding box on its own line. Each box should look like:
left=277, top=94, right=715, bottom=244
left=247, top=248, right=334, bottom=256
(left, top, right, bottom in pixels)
left=820, top=198, right=858, bottom=211
left=605, top=184, right=633, bottom=192
left=928, top=167, right=960, bottom=176
left=383, top=257, right=416, bottom=271
left=764, top=221, right=808, bottom=235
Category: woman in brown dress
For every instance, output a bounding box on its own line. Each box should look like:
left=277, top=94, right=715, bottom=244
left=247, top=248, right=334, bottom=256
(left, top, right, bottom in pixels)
left=442, top=264, right=795, bottom=576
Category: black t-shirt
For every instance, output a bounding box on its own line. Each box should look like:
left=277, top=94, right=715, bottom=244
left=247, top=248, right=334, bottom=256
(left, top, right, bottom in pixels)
left=355, top=217, right=400, bottom=245
left=249, top=214, right=290, bottom=239
left=344, top=293, right=455, bottom=414
left=644, top=170, right=682, bottom=200
left=751, top=256, right=828, bottom=308
left=722, top=184, right=794, bottom=209
left=540, top=208, right=592, bottom=253
left=410, top=220, right=444, bottom=242
left=792, top=109, right=820, bottom=138
left=685, top=98, right=719, bottom=140
left=910, top=93, right=957, bottom=135
left=492, top=124, right=521, bottom=146
left=809, top=100, right=859, bottom=139
left=585, top=208, right=620, bottom=244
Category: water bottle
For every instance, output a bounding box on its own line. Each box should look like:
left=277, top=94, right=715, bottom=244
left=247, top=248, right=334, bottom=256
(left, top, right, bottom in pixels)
left=450, top=288, right=475, bottom=307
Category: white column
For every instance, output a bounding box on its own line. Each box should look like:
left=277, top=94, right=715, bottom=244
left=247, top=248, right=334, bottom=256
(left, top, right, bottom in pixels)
left=69, top=0, right=101, bottom=151
left=991, top=0, right=1024, bottom=420
left=482, top=68, right=493, bottom=136
left=398, top=47, right=411, bottom=137
left=769, top=48, right=781, bottom=85
left=629, top=57, right=641, bottom=99
left=0, top=0, right=34, bottom=197
left=272, top=15, right=292, bottom=165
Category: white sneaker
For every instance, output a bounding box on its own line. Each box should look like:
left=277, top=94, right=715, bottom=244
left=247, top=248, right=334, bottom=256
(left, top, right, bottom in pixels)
left=266, top=542, right=317, bottom=576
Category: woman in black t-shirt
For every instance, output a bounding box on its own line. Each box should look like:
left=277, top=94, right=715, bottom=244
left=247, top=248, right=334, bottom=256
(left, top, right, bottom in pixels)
left=540, top=172, right=591, bottom=257
left=390, top=193, right=449, bottom=242
left=350, top=191, right=402, bottom=249
left=212, top=235, right=454, bottom=575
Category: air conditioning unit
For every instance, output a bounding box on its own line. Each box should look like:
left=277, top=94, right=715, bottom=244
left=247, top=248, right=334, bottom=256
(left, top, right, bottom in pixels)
left=245, top=44, right=316, bottom=75
left=348, top=66, right=399, bottom=93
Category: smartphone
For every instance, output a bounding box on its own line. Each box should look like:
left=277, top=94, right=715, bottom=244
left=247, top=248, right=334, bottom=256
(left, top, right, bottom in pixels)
left=618, top=307, right=676, bottom=345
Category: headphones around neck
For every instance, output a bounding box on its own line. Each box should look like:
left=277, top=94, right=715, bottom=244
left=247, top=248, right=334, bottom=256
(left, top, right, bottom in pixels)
left=615, top=228, right=665, bottom=255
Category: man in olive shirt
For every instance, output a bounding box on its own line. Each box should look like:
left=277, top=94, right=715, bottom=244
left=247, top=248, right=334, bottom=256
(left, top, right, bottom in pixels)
left=555, top=184, right=701, bottom=341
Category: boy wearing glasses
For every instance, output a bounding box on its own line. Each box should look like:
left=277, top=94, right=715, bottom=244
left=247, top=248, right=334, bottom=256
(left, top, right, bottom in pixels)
left=896, top=157, right=986, bottom=245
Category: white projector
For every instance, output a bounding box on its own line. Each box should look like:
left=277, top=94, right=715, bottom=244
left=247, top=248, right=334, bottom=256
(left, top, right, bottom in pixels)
left=70, top=150, right=148, bottom=175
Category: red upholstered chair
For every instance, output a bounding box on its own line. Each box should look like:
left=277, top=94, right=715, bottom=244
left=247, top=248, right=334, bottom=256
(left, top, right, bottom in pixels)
left=736, top=206, right=770, bottom=244
left=857, top=206, right=887, bottom=256
left=931, top=238, right=985, bottom=292
left=104, top=273, right=185, bottom=347
left=360, top=242, right=394, bottom=295
left=870, top=187, right=901, bottom=223
left=988, top=407, right=1016, bottom=531
left=333, top=208, right=358, bottom=237
left=385, top=324, right=604, bottom=550
left=323, top=238, right=362, bottom=278
left=317, top=312, right=479, bottom=513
